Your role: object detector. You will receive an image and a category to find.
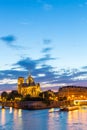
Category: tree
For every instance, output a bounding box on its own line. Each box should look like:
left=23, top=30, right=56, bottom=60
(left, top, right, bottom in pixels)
left=7, top=90, right=23, bottom=101
left=1, top=91, right=8, bottom=100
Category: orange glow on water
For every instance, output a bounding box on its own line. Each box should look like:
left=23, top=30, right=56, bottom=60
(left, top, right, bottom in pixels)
left=1, top=108, right=6, bottom=125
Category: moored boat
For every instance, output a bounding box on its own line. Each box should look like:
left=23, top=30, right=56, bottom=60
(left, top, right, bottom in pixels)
left=60, top=105, right=79, bottom=111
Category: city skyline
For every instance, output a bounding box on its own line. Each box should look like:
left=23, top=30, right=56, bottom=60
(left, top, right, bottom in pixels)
left=0, top=0, right=87, bottom=91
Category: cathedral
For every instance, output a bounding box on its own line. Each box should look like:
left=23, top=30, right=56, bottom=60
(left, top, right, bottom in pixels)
left=17, top=75, right=41, bottom=97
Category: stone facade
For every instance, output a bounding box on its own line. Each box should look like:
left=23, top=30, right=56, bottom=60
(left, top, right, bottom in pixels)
left=17, top=75, right=41, bottom=97
left=58, top=86, right=87, bottom=100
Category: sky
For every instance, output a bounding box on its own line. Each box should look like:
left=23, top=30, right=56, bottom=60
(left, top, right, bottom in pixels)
left=0, top=0, right=87, bottom=92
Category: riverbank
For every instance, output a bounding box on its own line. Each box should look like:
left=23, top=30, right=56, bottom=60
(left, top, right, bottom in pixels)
left=13, top=101, right=60, bottom=110
left=0, top=100, right=59, bottom=110
left=0, top=100, right=75, bottom=110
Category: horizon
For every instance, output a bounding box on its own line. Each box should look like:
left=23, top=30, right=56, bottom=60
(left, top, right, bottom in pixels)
left=1, top=0, right=87, bottom=91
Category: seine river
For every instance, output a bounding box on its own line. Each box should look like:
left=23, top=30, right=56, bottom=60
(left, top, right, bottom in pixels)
left=0, top=106, right=87, bottom=130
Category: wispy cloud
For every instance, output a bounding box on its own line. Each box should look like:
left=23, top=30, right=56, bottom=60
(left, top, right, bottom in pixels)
left=43, top=39, right=52, bottom=45
left=82, top=66, right=87, bottom=70
left=15, top=57, right=37, bottom=71
left=0, top=79, right=17, bottom=85
left=15, top=54, right=55, bottom=72
left=0, top=35, right=16, bottom=43
left=37, top=54, right=55, bottom=64
left=42, top=47, right=52, bottom=53
left=0, top=35, right=23, bottom=49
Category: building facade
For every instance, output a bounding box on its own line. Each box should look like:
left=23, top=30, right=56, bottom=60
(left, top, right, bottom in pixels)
left=58, top=86, right=87, bottom=100
left=17, top=75, right=41, bottom=97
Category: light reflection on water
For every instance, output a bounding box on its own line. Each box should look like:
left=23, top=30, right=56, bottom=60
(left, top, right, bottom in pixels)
left=1, top=108, right=5, bottom=126
left=0, top=107, right=87, bottom=130
left=67, top=108, right=87, bottom=130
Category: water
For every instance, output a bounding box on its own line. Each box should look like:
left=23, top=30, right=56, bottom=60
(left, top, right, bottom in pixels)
left=0, top=107, right=87, bottom=130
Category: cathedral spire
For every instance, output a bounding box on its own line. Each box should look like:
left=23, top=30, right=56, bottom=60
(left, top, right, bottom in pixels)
left=28, top=68, right=31, bottom=76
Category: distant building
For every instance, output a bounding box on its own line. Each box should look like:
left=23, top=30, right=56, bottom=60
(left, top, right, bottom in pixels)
left=58, top=86, right=87, bottom=100
left=17, top=75, right=41, bottom=97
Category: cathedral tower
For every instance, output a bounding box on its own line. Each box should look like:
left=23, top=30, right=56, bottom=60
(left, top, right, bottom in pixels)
left=18, top=77, right=24, bottom=94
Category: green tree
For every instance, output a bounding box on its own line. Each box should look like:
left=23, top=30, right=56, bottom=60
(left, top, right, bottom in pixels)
left=7, top=90, right=22, bottom=101
left=1, top=91, right=8, bottom=101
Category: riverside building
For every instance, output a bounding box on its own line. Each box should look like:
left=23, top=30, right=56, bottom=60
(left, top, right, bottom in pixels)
left=58, top=86, right=87, bottom=100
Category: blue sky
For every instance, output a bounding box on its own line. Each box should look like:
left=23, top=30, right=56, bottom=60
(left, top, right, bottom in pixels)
left=0, top=0, right=87, bottom=91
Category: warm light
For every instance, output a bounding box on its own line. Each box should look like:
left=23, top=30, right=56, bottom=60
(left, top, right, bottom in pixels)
left=15, top=97, right=21, bottom=101
left=9, top=107, right=13, bottom=113
left=49, top=108, right=54, bottom=113
left=0, top=96, right=2, bottom=101
left=1, top=109, right=6, bottom=125
left=68, top=96, right=71, bottom=100
left=72, top=95, right=74, bottom=98
left=18, top=109, right=22, bottom=117
left=80, top=95, right=83, bottom=98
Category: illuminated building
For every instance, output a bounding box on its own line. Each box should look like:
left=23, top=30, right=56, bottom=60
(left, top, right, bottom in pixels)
left=58, top=86, right=87, bottom=100
left=17, top=75, right=41, bottom=97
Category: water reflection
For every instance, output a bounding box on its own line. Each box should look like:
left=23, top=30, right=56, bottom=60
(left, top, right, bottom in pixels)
left=0, top=107, right=87, bottom=130
left=18, top=109, right=22, bottom=117
left=1, top=108, right=5, bottom=126
left=13, top=109, right=22, bottom=119
left=67, top=107, right=87, bottom=130
left=48, top=108, right=68, bottom=130
left=67, top=110, right=79, bottom=124
left=9, top=107, right=12, bottom=113
left=13, top=109, right=23, bottom=130
left=48, top=107, right=87, bottom=130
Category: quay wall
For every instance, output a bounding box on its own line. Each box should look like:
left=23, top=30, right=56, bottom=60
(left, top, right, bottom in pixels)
left=2, top=100, right=87, bottom=110
left=0, top=100, right=74, bottom=110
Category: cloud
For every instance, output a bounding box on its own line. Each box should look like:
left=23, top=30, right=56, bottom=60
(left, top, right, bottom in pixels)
left=82, top=66, right=87, bottom=70
left=0, top=35, right=16, bottom=43
left=14, top=54, right=55, bottom=74
left=37, top=54, right=55, bottom=63
left=42, top=47, right=52, bottom=53
left=15, top=57, right=37, bottom=71
left=0, top=79, right=17, bottom=85
left=43, top=39, right=52, bottom=45
left=0, top=35, right=24, bottom=49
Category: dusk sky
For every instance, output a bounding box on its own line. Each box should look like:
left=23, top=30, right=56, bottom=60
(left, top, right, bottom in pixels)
left=0, top=0, right=87, bottom=91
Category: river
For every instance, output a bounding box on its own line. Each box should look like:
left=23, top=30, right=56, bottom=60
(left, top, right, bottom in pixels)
left=0, top=106, right=87, bottom=130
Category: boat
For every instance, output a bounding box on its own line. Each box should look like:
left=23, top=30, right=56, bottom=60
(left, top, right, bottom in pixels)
left=49, top=108, right=60, bottom=113
left=60, top=105, right=79, bottom=111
